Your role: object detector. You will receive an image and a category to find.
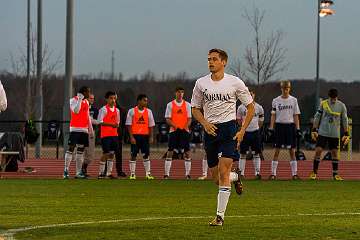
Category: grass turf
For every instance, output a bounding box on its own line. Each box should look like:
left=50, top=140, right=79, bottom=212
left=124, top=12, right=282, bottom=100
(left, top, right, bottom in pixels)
left=0, top=179, right=360, bottom=239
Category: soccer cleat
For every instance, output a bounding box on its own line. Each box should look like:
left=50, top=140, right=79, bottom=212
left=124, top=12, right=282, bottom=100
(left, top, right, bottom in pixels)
left=309, top=172, right=317, bottom=180
left=75, top=172, right=87, bottom=179
left=97, top=174, right=105, bottom=179
left=63, top=170, right=69, bottom=179
left=292, top=175, right=301, bottom=180
left=163, top=175, right=169, bottom=179
left=255, top=174, right=262, bottom=180
left=233, top=168, right=243, bottom=195
left=269, top=175, right=276, bottom=180
left=129, top=174, right=136, bottom=180
left=146, top=174, right=155, bottom=180
left=333, top=175, right=344, bottom=181
left=186, top=175, right=191, bottom=180
left=197, top=175, right=207, bottom=180
left=118, top=172, right=127, bottom=178
left=209, top=215, right=224, bottom=226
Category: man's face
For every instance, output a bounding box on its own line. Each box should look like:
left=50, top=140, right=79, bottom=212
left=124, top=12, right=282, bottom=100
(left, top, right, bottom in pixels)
left=88, top=94, right=95, bottom=105
left=83, top=88, right=91, bottom=99
left=250, top=91, right=255, bottom=100
left=107, top=95, right=116, bottom=106
left=208, top=52, right=226, bottom=73
left=330, top=97, right=337, bottom=104
left=175, top=90, right=184, bottom=101
left=138, top=97, right=148, bottom=108
left=281, top=86, right=291, bottom=96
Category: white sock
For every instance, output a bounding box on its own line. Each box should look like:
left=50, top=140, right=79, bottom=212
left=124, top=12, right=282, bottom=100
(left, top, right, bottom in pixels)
left=239, top=157, right=246, bottom=176
left=143, top=158, right=151, bottom=176
left=216, top=186, right=231, bottom=219
left=202, top=158, right=208, bottom=177
left=230, top=171, right=238, bottom=182
left=99, top=161, right=106, bottom=175
left=64, top=151, right=73, bottom=172
left=106, top=160, right=114, bottom=176
left=185, top=158, right=191, bottom=176
left=129, top=160, right=136, bottom=175
left=290, top=160, right=297, bottom=176
left=271, top=160, right=278, bottom=176
left=253, top=154, right=261, bottom=175
left=75, top=151, right=84, bottom=175
left=165, top=158, right=172, bottom=176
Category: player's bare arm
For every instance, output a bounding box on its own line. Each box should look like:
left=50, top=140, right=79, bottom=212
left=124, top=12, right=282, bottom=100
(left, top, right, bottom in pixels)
left=192, top=107, right=217, bottom=136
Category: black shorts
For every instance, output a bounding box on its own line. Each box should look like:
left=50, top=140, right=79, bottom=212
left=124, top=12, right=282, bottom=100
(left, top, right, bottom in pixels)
left=240, top=130, right=262, bottom=154
left=68, top=132, right=89, bottom=147
left=316, top=135, right=339, bottom=150
left=204, top=120, right=239, bottom=168
left=168, top=129, right=190, bottom=152
left=101, top=136, right=119, bottom=154
left=131, top=135, right=150, bottom=158
left=274, top=123, right=296, bottom=149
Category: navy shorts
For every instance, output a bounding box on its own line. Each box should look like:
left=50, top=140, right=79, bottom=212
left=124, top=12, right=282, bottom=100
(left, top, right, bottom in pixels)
left=316, top=135, right=339, bottom=150
left=274, top=123, right=296, bottom=149
left=204, top=120, right=238, bottom=168
left=168, top=129, right=190, bottom=152
left=101, top=136, right=119, bottom=154
left=240, top=130, right=262, bottom=154
left=131, top=135, right=150, bottom=158
left=68, top=132, right=89, bottom=147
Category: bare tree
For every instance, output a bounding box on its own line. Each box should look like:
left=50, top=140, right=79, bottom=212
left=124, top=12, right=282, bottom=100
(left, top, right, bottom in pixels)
left=229, top=58, right=244, bottom=79
left=242, top=7, right=289, bottom=85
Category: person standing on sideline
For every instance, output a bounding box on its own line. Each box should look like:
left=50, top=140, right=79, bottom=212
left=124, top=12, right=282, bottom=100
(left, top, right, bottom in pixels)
left=268, top=80, right=301, bottom=180
left=191, top=48, right=254, bottom=226
left=0, top=80, right=7, bottom=112
left=82, top=93, right=98, bottom=177
left=97, top=91, right=120, bottom=179
left=63, top=86, right=93, bottom=179
left=310, top=88, right=349, bottom=181
left=115, top=99, right=127, bottom=177
left=236, top=89, right=264, bottom=179
left=164, top=86, right=192, bottom=179
left=126, top=94, right=155, bottom=180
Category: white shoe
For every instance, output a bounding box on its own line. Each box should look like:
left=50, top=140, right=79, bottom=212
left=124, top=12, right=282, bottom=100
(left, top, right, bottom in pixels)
left=198, top=175, right=207, bottom=180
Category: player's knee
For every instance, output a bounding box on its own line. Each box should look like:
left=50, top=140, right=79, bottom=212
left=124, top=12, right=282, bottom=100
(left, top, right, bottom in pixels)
left=68, top=145, right=75, bottom=152
left=76, top=144, right=85, bottom=153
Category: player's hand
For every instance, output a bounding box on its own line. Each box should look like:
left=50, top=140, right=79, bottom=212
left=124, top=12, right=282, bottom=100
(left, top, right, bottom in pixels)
left=342, top=132, right=350, bottom=146
left=296, top=129, right=302, bottom=139
left=149, top=136, right=154, bottom=144
left=203, top=121, right=217, bottom=136
left=112, top=123, right=119, bottom=128
left=311, top=129, right=318, bottom=141
left=89, top=132, right=94, bottom=138
left=233, top=129, right=245, bottom=149
left=130, top=136, right=136, bottom=144
left=77, top=93, right=84, bottom=100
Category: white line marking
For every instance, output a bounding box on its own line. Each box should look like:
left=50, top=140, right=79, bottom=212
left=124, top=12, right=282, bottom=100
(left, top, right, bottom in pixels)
left=1, top=212, right=360, bottom=240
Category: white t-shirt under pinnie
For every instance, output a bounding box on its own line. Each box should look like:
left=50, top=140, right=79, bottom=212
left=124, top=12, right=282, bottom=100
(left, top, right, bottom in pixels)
left=271, top=95, right=300, bottom=123
left=191, top=73, right=253, bottom=124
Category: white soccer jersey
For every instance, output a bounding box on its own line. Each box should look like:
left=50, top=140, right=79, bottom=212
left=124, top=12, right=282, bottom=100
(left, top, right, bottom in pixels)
left=0, top=80, right=7, bottom=112
left=191, top=73, right=252, bottom=124
left=271, top=95, right=300, bottom=123
left=237, top=102, right=264, bottom=132
left=125, top=107, right=155, bottom=127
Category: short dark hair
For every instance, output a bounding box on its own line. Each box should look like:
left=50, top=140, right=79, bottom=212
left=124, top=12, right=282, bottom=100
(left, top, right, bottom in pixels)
left=248, top=88, right=255, bottom=94
left=137, top=94, right=147, bottom=102
left=105, top=91, right=116, bottom=99
left=78, top=86, right=90, bottom=95
left=328, top=88, right=338, bottom=98
left=175, top=86, right=184, bottom=92
left=208, top=48, right=228, bottom=62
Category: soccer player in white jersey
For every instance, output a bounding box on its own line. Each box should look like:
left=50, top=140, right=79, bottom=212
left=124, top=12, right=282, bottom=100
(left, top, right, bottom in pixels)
left=191, top=48, right=254, bottom=226
left=269, top=80, right=301, bottom=180
left=236, top=89, right=264, bottom=179
left=0, top=80, right=7, bottom=112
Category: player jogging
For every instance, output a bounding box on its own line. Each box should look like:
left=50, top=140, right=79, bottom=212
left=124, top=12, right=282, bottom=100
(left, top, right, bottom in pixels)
left=191, top=48, right=254, bottom=226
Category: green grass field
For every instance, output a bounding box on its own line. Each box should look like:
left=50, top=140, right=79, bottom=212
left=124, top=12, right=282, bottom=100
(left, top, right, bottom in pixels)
left=1, top=179, right=360, bottom=240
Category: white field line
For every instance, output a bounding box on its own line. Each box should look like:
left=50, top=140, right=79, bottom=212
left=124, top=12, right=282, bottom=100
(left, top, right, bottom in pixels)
left=1, top=212, right=360, bottom=240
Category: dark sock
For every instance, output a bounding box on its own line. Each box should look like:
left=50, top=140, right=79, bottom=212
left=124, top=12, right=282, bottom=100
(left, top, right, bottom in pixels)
left=332, top=159, right=339, bottom=177
left=313, top=158, right=320, bottom=174
left=82, top=163, right=88, bottom=174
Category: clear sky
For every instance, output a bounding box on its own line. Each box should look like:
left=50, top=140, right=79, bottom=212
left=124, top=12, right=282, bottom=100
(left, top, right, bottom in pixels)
left=1, top=0, right=360, bottom=81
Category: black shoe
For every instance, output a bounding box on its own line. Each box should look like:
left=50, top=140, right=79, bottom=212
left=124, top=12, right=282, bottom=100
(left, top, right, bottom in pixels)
left=255, top=174, right=262, bottom=180
left=269, top=175, right=276, bottom=180
left=97, top=174, right=106, bottom=179
left=164, top=175, right=169, bottom=179
left=117, top=172, right=127, bottom=177
left=209, top=215, right=224, bottom=226
left=292, top=175, right=301, bottom=180
left=233, top=168, right=243, bottom=195
left=186, top=175, right=191, bottom=180
left=106, top=175, right=118, bottom=179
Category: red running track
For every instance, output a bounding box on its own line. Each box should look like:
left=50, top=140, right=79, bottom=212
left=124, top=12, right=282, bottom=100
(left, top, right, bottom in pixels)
left=1, top=159, right=360, bottom=180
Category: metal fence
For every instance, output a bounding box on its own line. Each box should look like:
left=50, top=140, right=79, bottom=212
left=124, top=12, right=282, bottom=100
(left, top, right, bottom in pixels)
left=0, top=120, right=359, bottom=161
